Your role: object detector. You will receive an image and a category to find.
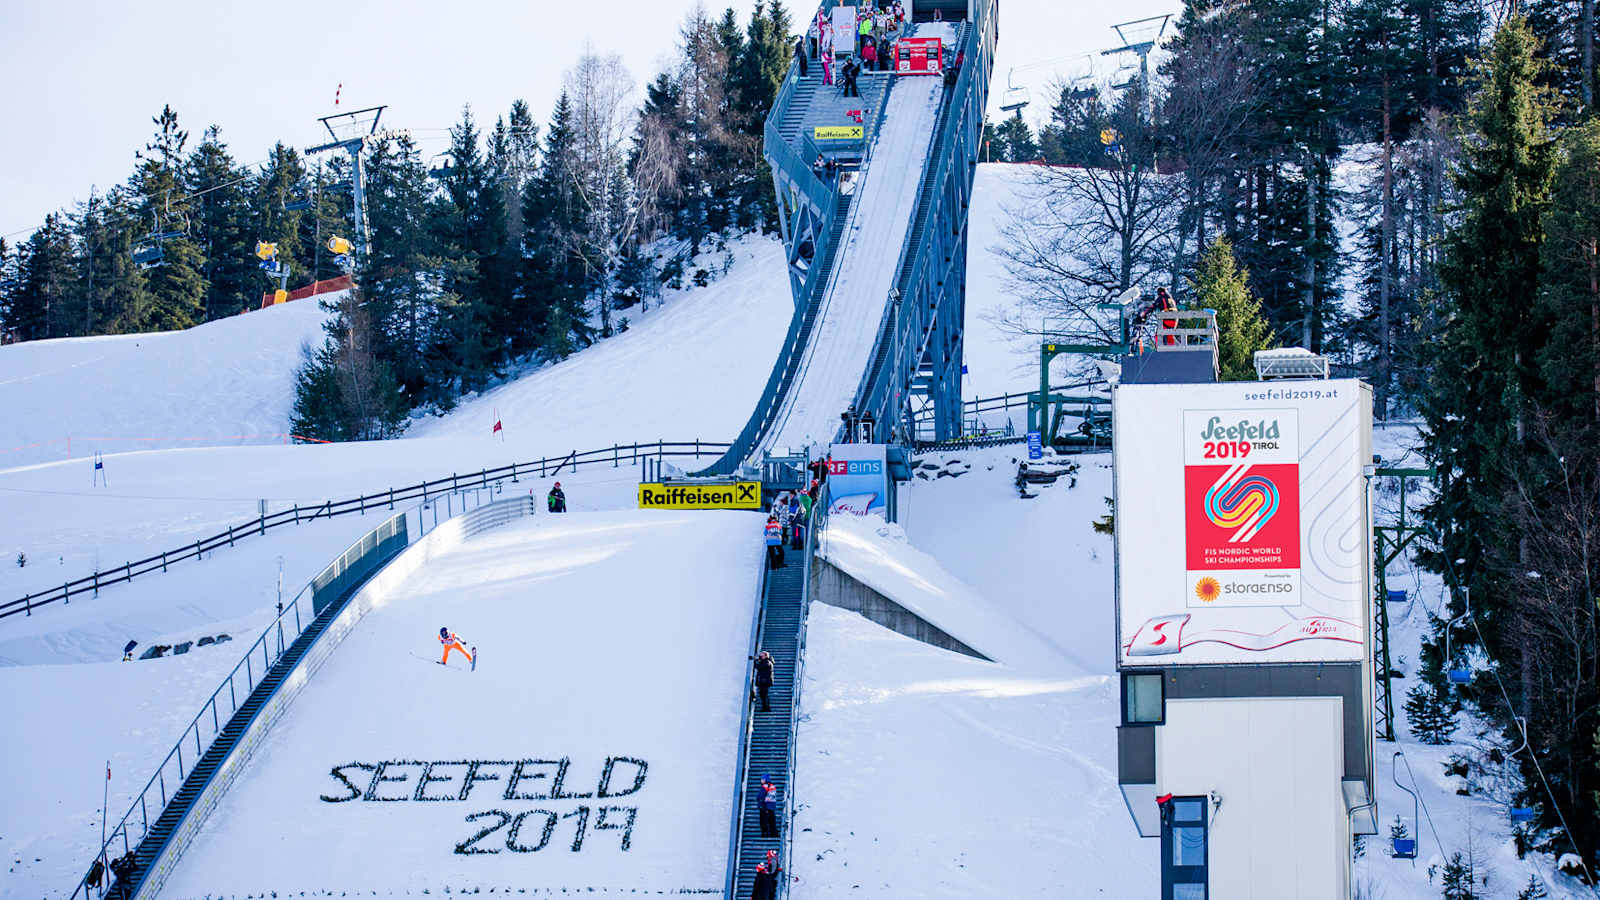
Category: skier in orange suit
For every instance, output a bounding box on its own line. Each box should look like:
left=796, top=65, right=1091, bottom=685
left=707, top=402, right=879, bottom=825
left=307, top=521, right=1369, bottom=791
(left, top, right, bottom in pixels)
left=439, top=626, right=474, bottom=666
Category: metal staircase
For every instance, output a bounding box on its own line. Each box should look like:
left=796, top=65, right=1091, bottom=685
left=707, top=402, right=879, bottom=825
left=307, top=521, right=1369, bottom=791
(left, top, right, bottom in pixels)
left=728, top=556, right=806, bottom=898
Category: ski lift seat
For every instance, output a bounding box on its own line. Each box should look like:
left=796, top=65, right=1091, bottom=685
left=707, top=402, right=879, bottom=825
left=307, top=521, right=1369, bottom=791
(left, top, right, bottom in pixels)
left=1511, top=807, right=1535, bottom=824
left=284, top=198, right=313, bottom=212
left=1448, top=668, right=1472, bottom=684
left=1386, top=589, right=1407, bottom=603
left=1392, top=837, right=1417, bottom=859
left=132, top=245, right=164, bottom=269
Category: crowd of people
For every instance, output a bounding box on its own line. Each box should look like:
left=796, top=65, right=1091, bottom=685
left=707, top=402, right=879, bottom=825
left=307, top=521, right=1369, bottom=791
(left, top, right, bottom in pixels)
left=798, top=0, right=908, bottom=93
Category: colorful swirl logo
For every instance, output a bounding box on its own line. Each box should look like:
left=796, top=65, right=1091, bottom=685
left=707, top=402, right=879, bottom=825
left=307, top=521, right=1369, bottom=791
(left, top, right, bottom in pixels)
left=1204, top=471, right=1279, bottom=540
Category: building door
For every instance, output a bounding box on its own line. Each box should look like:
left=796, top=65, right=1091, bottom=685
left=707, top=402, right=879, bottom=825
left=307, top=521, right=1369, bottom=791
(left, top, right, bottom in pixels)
left=1160, top=796, right=1208, bottom=899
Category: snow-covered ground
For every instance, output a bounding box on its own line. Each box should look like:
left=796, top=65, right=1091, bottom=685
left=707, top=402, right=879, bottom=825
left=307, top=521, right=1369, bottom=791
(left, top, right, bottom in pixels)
left=792, top=447, right=1152, bottom=897
left=0, top=234, right=788, bottom=659
left=0, top=297, right=331, bottom=470
left=761, top=24, right=952, bottom=455
left=99, top=512, right=756, bottom=899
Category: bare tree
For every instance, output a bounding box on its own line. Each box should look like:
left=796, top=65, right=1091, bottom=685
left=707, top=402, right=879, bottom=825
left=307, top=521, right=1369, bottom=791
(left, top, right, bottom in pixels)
left=990, top=104, right=1180, bottom=351
left=563, top=47, right=638, bottom=335
left=1159, top=25, right=1261, bottom=295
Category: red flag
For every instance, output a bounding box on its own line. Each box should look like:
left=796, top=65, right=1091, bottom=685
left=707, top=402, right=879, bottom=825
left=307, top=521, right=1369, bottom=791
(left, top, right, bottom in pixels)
left=492, top=420, right=503, bottom=434
left=334, top=83, right=342, bottom=107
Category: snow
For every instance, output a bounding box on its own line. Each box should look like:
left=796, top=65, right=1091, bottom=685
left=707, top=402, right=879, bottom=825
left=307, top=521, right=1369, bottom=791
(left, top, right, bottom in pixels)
left=158, top=511, right=759, bottom=897
left=761, top=44, right=946, bottom=455
left=793, top=446, right=1152, bottom=897
left=0, top=297, right=331, bottom=469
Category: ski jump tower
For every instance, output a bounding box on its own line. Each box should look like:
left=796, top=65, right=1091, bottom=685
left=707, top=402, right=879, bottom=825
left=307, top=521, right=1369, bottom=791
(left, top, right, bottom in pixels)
left=699, top=0, right=996, bottom=479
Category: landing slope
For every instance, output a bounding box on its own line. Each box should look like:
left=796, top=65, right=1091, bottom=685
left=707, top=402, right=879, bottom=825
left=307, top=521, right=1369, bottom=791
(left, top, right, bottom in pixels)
left=160, top=510, right=759, bottom=897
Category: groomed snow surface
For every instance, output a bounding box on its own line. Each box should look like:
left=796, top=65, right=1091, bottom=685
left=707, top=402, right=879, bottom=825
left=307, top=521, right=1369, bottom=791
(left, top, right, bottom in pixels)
left=761, top=29, right=947, bottom=455
left=160, top=511, right=758, bottom=898
left=792, top=447, right=1152, bottom=897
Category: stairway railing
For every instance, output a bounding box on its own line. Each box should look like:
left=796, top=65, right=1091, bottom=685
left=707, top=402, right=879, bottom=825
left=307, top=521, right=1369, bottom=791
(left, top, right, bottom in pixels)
left=724, top=542, right=774, bottom=898
left=779, top=483, right=827, bottom=899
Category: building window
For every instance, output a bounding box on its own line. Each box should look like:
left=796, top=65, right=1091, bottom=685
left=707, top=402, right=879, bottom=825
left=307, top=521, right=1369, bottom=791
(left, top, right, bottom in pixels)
left=1123, top=672, right=1164, bottom=725
left=1161, top=796, right=1208, bottom=899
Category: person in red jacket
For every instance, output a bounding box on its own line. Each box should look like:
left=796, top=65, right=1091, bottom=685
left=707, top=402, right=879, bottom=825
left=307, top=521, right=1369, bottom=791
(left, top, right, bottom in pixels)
left=439, top=626, right=474, bottom=667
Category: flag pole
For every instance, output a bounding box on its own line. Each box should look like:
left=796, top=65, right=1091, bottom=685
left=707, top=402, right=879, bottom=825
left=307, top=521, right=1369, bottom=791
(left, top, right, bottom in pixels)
left=100, top=761, right=110, bottom=878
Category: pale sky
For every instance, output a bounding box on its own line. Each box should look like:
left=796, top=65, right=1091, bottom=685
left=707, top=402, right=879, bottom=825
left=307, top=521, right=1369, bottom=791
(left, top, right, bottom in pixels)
left=0, top=0, right=1176, bottom=243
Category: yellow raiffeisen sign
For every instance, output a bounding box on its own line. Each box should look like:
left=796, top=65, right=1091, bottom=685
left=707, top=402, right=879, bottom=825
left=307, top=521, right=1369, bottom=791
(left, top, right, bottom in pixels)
left=814, top=125, right=864, bottom=140
left=638, top=481, right=761, bottom=510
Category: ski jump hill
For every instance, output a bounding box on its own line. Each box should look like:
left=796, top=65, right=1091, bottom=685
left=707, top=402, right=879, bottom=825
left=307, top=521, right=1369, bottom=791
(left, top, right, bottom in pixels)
left=54, top=1, right=997, bottom=897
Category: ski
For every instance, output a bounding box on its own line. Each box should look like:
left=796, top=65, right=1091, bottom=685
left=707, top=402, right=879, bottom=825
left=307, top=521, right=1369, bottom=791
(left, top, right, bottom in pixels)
left=471, top=647, right=478, bottom=671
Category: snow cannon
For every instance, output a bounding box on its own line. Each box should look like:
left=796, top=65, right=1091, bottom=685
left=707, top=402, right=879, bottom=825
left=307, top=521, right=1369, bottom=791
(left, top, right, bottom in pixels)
left=327, top=235, right=354, bottom=257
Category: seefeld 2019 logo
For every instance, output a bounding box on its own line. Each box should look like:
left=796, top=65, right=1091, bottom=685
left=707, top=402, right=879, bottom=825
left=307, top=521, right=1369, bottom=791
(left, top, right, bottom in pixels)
left=1182, top=409, right=1301, bottom=607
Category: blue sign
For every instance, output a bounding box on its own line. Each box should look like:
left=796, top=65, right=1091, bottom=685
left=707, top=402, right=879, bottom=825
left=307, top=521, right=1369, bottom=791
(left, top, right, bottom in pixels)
left=1027, top=431, right=1043, bottom=460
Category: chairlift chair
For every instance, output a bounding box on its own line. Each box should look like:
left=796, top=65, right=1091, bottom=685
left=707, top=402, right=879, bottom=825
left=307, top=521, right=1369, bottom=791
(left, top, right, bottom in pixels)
left=999, top=85, right=1029, bottom=113
left=131, top=243, right=164, bottom=270
left=284, top=196, right=314, bottom=212
left=1391, top=751, right=1421, bottom=860
left=1443, top=585, right=1473, bottom=685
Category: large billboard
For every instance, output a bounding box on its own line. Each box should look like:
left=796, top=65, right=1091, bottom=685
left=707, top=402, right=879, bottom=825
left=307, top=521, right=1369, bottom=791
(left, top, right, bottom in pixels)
left=1114, top=381, right=1372, bottom=666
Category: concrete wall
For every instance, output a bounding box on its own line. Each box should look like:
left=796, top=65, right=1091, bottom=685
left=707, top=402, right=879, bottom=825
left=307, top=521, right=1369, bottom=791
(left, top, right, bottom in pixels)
left=1157, top=696, right=1348, bottom=900
left=809, top=557, right=990, bottom=660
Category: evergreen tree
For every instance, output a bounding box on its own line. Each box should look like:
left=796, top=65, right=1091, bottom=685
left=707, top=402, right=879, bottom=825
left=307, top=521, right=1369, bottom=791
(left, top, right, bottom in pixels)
left=186, top=126, right=256, bottom=319
left=1536, top=120, right=1600, bottom=423
left=9, top=215, right=74, bottom=340
left=993, top=112, right=1039, bottom=162
left=361, top=134, right=437, bottom=397
left=1439, top=851, right=1476, bottom=899
left=1525, top=0, right=1597, bottom=116
left=428, top=105, right=500, bottom=399
left=252, top=143, right=311, bottom=281
left=1191, top=237, right=1275, bottom=380
left=1405, top=682, right=1459, bottom=743
left=1038, top=83, right=1111, bottom=166
left=131, top=105, right=206, bottom=331
left=1516, top=874, right=1549, bottom=899
left=1422, top=15, right=1558, bottom=640
left=522, top=94, right=591, bottom=359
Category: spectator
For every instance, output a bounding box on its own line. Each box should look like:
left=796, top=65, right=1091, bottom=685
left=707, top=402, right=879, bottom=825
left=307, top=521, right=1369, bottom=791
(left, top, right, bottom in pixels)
left=1157, top=286, right=1178, bottom=345
left=821, top=46, right=835, bottom=85
left=774, top=492, right=792, bottom=535
left=841, top=56, right=860, bottom=98
left=808, top=455, right=830, bottom=485
left=790, top=512, right=806, bottom=550
left=858, top=13, right=874, bottom=54
left=758, top=775, right=781, bottom=837
left=547, top=481, right=567, bottom=513
left=751, top=859, right=779, bottom=900
left=813, top=153, right=826, bottom=179
left=754, top=650, right=775, bottom=711
left=794, top=36, right=808, bottom=77
left=765, top=515, right=785, bottom=569
left=861, top=37, right=877, bottom=69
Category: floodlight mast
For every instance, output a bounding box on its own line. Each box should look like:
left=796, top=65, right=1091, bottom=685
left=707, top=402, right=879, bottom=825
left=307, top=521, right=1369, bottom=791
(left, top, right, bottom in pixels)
left=304, top=105, right=398, bottom=273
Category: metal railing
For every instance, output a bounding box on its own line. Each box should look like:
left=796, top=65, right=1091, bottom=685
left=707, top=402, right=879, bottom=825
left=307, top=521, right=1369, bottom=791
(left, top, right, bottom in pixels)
left=780, top=482, right=827, bottom=898
left=2, top=440, right=729, bottom=621
left=71, top=510, right=410, bottom=900
left=724, top=542, right=772, bottom=898
left=73, top=489, right=538, bottom=900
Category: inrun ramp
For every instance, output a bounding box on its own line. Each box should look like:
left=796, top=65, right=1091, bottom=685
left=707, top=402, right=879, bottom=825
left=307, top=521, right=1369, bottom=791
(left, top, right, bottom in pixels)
left=701, top=11, right=996, bottom=473
left=157, top=512, right=759, bottom=897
